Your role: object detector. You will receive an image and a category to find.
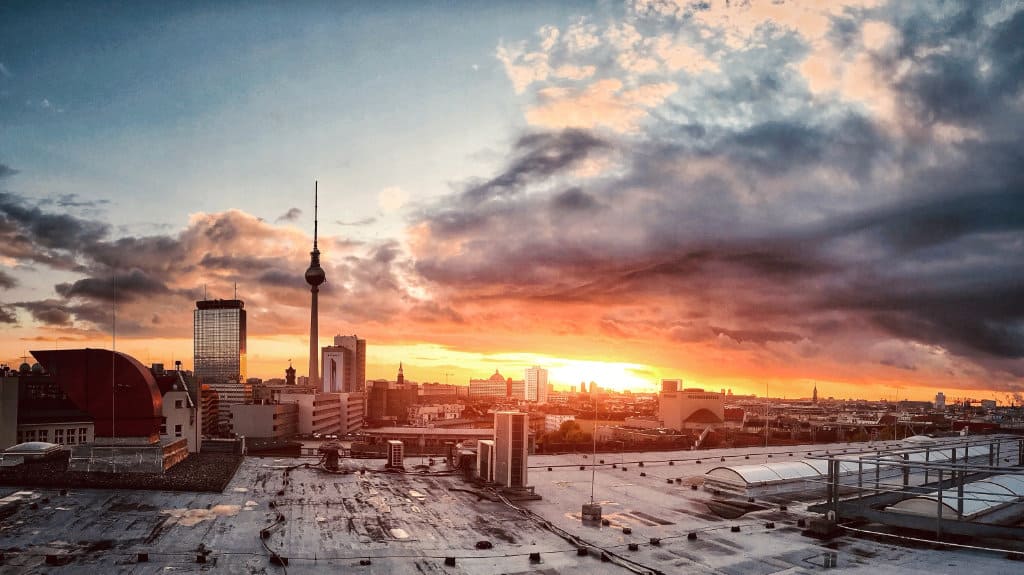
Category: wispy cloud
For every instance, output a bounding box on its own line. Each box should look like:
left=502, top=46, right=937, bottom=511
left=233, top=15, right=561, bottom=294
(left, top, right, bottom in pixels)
left=337, top=217, right=377, bottom=226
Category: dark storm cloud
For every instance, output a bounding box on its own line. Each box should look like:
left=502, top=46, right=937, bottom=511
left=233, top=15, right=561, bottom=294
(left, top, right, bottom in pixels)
left=0, top=162, right=17, bottom=179
left=889, top=3, right=1024, bottom=125
left=0, top=306, right=15, bottom=324
left=258, top=269, right=299, bottom=288
left=409, top=1, right=1024, bottom=384
left=0, top=268, right=16, bottom=289
left=0, top=191, right=110, bottom=257
left=14, top=299, right=73, bottom=326
left=200, top=253, right=279, bottom=272
left=834, top=190, right=1024, bottom=253
left=275, top=207, right=302, bottom=223
left=460, top=129, right=608, bottom=205
left=551, top=187, right=603, bottom=213
left=55, top=269, right=172, bottom=302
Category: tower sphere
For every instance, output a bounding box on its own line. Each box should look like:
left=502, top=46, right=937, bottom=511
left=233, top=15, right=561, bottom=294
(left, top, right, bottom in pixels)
left=305, top=264, right=326, bottom=286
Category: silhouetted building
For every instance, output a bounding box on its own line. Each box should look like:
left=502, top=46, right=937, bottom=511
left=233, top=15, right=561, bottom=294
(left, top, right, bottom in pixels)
left=321, top=334, right=366, bottom=393
left=366, top=367, right=418, bottom=425
left=193, top=299, right=247, bottom=384
left=6, top=349, right=188, bottom=473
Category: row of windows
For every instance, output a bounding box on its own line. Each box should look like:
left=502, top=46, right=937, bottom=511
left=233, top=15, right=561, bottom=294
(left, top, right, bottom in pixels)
left=159, top=420, right=185, bottom=437
left=17, top=427, right=88, bottom=445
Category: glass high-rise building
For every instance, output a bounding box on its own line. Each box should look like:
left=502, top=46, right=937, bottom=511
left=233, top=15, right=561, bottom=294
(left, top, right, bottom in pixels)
left=193, top=299, right=247, bottom=383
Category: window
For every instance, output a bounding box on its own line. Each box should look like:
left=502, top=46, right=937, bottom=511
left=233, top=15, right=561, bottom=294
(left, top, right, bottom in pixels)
left=24, top=430, right=36, bottom=441
left=175, top=399, right=183, bottom=409
left=55, top=429, right=64, bottom=444
left=66, top=433, right=76, bottom=445
left=160, top=417, right=167, bottom=435
left=174, top=424, right=183, bottom=438
left=38, top=430, right=48, bottom=442
left=79, top=428, right=87, bottom=443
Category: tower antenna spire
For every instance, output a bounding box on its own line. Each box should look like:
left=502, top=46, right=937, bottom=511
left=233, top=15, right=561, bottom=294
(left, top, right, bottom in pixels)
left=305, top=180, right=327, bottom=390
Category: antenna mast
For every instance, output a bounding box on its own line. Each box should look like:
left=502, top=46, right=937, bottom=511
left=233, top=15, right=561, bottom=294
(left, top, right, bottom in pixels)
left=314, top=180, right=319, bottom=249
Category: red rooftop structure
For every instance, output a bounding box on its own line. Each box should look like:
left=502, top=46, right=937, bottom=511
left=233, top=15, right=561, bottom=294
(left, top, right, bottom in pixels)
left=31, top=348, right=163, bottom=441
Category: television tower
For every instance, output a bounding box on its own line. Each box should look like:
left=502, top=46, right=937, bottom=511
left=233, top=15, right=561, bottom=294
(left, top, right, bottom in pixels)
left=305, top=182, right=326, bottom=388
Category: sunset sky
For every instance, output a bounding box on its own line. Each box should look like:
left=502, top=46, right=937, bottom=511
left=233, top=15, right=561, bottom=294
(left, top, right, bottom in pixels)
left=2, top=1, right=1023, bottom=402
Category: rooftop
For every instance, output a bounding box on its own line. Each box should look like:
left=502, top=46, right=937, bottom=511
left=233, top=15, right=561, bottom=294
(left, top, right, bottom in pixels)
left=0, top=438, right=1022, bottom=573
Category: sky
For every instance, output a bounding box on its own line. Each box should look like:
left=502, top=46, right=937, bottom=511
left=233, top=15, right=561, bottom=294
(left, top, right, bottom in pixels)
left=2, top=0, right=1023, bottom=402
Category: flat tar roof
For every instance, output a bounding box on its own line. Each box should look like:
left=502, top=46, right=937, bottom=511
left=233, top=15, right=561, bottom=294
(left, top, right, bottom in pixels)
left=0, top=437, right=1022, bottom=573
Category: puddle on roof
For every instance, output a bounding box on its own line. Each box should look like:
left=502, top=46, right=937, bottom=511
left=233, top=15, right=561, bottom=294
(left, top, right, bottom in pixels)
left=161, top=505, right=241, bottom=527
left=390, top=528, right=410, bottom=539
left=232, top=487, right=249, bottom=493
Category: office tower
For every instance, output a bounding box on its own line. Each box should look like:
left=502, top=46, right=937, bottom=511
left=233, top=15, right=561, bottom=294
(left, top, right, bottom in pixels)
left=193, top=299, right=247, bottom=383
left=525, top=366, right=549, bottom=403
left=305, top=183, right=326, bottom=389
left=321, top=334, right=366, bottom=393
left=935, top=392, right=946, bottom=410
left=494, top=411, right=528, bottom=488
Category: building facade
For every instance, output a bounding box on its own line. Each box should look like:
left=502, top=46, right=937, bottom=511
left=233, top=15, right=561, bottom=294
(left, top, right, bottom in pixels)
left=193, top=299, right=247, bottom=384
left=494, top=411, right=529, bottom=489
left=229, top=402, right=298, bottom=439
left=407, top=403, right=465, bottom=426
left=659, top=382, right=725, bottom=431
left=320, top=335, right=366, bottom=393
left=366, top=377, right=418, bottom=426
left=477, top=439, right=495, bottom=483
left=339, top=392, right=365, bottom=434
left=544, top=413, right=576, bottom=432
left=524, top=366, right=549, bottom=403
left=469, top=370, right=524, bottom=399
left=205, top=382, right=252, bottom=434
left=277, top=392, right=343, bottom=436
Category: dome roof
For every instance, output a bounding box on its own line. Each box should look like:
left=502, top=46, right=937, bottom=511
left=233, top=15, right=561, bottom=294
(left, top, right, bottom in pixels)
left=685, top=408, right=723, bottom=424
left=4, top=441, right=61, bottom=454
left=488, top=370, right=505, bottom=382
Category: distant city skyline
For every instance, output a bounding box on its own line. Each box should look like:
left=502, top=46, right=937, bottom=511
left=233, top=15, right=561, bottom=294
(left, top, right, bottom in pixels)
left=2, top=1, right=1023, bottom=403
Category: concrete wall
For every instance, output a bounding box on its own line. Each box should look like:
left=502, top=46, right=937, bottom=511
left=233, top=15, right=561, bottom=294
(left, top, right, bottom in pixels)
left=161, top=389, right=200, bottom=452
left=0, top=378, right=18, bottom=450
left=229, top=403, right=298, bottom=439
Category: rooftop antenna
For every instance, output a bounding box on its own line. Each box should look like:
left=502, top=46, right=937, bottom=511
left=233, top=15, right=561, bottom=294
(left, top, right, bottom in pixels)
left=314, top=180, right=319, bottom=250
left=234, top=282, right=237, bottom=300
left=204, top=283, right=207, bottom=301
